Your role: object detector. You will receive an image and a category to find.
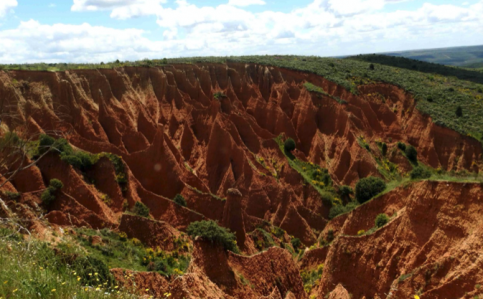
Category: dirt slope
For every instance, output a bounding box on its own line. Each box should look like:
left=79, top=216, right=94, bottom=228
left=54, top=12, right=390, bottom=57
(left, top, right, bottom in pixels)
left=0, top=63, right=482, bottom=298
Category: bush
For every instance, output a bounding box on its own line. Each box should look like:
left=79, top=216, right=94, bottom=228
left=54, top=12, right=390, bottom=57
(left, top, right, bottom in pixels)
left=456, top=106, right=463, bottom=117
left=284, top=138, right=296, bottom=152
left=355, top=176, right=386, bottom=204
left=72, top=256, right=115, bottom=288
left=397, top=142, right=406, bottom=151
left=375, top=213, right=389, bottom=228
left=320, top=192, right=334, bottom=207
left=338, top=185, right=354, bottom=199
left=369, top=63, right=375, bottom=70
left=326, top=229, right=334, bottom=242
left=410, top=166, right=432, bottom=179
left=131, top=201, right=150, bottom=218
left=405, top=145, right=418, bottom=163
left=41, top=179, right=64, bottom=206
left=187, top=220, right=239, bottom=253
left=173, top=194, right=187, bottom=207
left=328, top=201, right=359, bottom=219
left=49, top=179, right=64, bottom=190
left=291, top=238, right=302, bottom=250
left=381, top=142, right=387, bottom=156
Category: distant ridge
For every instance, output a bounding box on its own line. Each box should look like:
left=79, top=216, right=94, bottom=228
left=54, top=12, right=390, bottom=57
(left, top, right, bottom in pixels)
left=381, top=44, right=483, bottom=67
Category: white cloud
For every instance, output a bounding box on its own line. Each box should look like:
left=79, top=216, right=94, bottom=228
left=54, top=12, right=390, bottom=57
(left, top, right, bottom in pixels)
left=0, top=0, right=17, bottom=18
left=1, top=0, right=483, bottom=63
left=227, top=0, right=266, bottom=7
left=72, top=0, right=166, bottom=19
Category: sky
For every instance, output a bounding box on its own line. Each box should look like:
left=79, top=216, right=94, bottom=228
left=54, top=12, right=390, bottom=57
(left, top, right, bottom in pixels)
left=0, top=0, right=482, bottom=63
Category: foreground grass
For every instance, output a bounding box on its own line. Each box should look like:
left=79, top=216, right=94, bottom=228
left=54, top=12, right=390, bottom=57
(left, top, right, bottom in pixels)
left=0, top=229, right=133, bottom=299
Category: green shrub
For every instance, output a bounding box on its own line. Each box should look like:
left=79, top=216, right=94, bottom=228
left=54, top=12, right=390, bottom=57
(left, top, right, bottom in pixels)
left=375, top=213, right=389, bottom=228
left=72, top=256, right=115, bottom=288
left=338, top=185, right=354, bottom=198
left=328, top=201, right=359, bottom=219
left=173, top=194, right=187, bottom=207
left=214, top=92, right=226, bottom=100
left=187, top=220, right=239, bottom=253
left=320, top=192, right=334, bottom=207
left=4, top=191, right=21, bottom=201
left=405, top=145, right=418, bottom=163
left=381, top=142, right=388, bottom=156
left=355, top=176, right=386, bottom=204
left=41, top=179, right=64, bottom=206
left=131, top=201, right=150, bottom=218
left=291, top=238, right=302, bottom=250
left=410, top=166, right=432, bottom=179
left=397, top=142, right=406, bottom=151
left=284, top=138, right=296, bottom=152
left=49, top=179, right=64, bottom=190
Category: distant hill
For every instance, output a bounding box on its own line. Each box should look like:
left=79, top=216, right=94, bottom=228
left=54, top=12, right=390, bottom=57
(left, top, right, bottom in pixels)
left=351, top=54, right=483, bottom=85
left=384, top=45, right=483, bottom=67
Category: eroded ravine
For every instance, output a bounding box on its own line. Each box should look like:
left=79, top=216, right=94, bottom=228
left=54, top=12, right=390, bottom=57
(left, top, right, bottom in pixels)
left=0, top=63, right=482, bottom=298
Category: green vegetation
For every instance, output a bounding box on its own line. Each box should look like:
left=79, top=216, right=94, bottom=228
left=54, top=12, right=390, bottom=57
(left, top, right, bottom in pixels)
left=275, top=135, right=337, bottom=206
left=169, top=55, right=483, bottom=143
left=34, top=135, right=129, bottom=191
left=0, top=224, right=189, bottom=298
left=36, top=134, right=98, bottom=171
left=290, top=238, right=302, bottom=252
left=329, top=201, right=359, bottom=219
left=410, top=166, right=432, bottom=180
left=250, top=228, right=276, bottom=251
left=186, top=220, right=239, bottom=253
left=354, top=53, right=483, bottom=83
left=304, top=82, right=346, bottom=104
left=73, top=228, right=190, bottom=278
left=284, top=137, right=296, bottom=153
left=0, top=229, right=125, bottom=298
left=130, top=202, right=150, bottom=218
left=173, top=194, right=187, bottom=207
left=375, top=213, right=390, bottom=228
left=355, top=177, right=387, bottom=204
left=41, top=179, right=64, bottom=206
left=301, top=264, right=324, bottom=294
left=213, top=91, right=227, bottom=100
left=3, top=191, right=21, bottom=201
left=405, top=145, right=418, bottom=164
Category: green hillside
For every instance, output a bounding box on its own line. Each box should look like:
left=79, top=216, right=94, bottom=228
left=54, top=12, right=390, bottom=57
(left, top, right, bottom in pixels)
left=384, top=45, right=483, bottom=67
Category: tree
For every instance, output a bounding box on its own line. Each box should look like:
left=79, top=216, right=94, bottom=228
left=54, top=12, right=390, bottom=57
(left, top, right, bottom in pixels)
left=456, top=106, right=463, bottom=117
left=173, top=194, right=187, bottom=207
left=355, top=176, right=386, bottom=204
left=405, top=145, right=418, bottom=164
left=375, top=213, right=389, bottom=228
left=187, top=220, right=239, bottom=253
left=131, top=201, right=150, bottom=218
left=284, top=138, right=296, bottom=152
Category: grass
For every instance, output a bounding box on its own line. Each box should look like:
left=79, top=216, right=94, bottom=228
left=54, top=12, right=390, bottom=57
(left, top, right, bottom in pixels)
left=304, top=82, right=347, bottom=105
left=301, top=264, right=324, bottom=294
left=274, top=135, right=337, bottom=206
left=0, top=227, right=134, bottom=299
left=73, top=227, right=191, bottom=277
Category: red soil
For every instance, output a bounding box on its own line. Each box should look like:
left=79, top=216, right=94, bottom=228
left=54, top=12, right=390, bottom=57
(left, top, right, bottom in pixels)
left=0, top=63, right=482, bottom=298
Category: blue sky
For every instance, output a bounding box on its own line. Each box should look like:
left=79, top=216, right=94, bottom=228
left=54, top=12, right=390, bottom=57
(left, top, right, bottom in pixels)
left=0, top=0, right=482, bottom=63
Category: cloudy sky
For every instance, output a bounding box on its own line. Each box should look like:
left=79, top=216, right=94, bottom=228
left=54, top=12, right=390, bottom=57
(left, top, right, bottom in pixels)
left=0, top=0, right=482, bottom=63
